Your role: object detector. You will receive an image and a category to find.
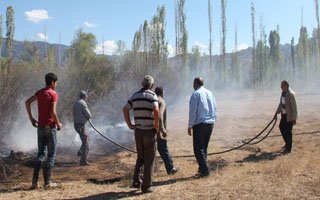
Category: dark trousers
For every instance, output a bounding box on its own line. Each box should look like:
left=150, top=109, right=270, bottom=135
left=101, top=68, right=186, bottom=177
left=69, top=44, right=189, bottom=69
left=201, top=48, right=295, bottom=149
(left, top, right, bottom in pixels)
left=32, top=127, right=57, bottom=185
left=74, top=123, right=89, bottom=164
left=133, top=129, right=156, bottom=191
left=157, top=138, right=174, bottom=174
left=279, top=114, right=293, bottom=151
left=192, top=123, right=213, bottom=175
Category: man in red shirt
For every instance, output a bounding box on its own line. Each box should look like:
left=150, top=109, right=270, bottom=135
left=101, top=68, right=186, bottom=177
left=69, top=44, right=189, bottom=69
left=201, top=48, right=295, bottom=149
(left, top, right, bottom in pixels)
left=25, top=72, right=62, bottom=189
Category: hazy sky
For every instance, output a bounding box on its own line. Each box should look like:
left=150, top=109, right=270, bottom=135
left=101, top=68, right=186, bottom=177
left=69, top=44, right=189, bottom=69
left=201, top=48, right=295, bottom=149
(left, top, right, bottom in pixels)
left=0, top=0, right=316, bottom=56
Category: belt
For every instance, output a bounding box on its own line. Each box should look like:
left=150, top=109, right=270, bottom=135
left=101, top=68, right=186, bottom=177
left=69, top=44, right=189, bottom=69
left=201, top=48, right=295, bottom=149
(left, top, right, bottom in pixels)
left=38, top=125, right=56, bottom=129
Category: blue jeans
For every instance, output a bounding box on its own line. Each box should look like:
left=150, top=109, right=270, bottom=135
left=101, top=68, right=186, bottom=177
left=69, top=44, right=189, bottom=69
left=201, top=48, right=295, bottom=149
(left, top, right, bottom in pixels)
left=35, top=127, right=57, bottom=168
left=157, top=138, right=174, bottom=174
left=192, top=123, right=213, bottom=175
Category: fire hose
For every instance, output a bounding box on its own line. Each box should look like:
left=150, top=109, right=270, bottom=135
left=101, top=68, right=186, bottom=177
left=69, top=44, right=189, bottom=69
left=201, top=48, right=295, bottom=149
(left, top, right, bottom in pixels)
left=89, top=120, right=137, bottom=153
left=89, top=117, right=278, bottom=157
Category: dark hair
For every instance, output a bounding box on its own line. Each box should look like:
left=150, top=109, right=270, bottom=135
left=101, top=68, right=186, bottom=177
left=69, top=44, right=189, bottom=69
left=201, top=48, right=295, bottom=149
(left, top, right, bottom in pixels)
left=45, top=73, right=58, bottom=86
left=194, top=77, right=204, bottom=87
left=281, top=80, right=289, bottom=87
left=155, top=86, right=163, bottom=97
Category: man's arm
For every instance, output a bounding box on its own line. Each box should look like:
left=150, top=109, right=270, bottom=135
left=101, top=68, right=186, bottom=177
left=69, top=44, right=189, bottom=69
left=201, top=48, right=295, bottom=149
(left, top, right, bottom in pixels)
left=158, top=101, right=167, bottom=137
left=123, top=106, right=135, bottom=130
left=25, top=95, right=38, bottom=127
left=52, top=102, right=62, bottom=130
left=188, top=93, right=198, bottom=136
left=82, top=102, right=92, bottom=120
left=153, top=106, right=160, bottom=133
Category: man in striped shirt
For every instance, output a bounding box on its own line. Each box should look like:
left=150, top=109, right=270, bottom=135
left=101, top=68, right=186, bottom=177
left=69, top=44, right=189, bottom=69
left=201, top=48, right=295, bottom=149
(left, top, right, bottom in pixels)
left=123, top=75, right=159, bottom=194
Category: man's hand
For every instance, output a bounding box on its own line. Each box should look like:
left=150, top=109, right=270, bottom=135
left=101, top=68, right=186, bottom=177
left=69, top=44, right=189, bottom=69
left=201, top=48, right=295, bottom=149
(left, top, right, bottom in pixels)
left=129, top=124, right=136, bottom=130
left=188, top=128, right=192, bottom=136
left=162, top=130, right=167, bottom=138
left=274, top=113, right=278, bottom=119
left=56, top=122, right=62, bottom=131
left=30, top=117, right=38, bottom=127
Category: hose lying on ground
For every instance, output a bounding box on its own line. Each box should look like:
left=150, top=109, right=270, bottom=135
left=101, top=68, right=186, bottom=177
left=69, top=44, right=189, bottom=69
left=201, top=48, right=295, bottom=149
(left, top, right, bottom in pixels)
left=89, top=120, right=137, bottom=153
left=89, top=117, right=277, bottom=157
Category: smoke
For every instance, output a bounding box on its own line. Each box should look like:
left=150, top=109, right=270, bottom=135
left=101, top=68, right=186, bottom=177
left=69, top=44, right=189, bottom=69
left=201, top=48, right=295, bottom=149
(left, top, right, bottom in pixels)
left=3, top=101, right=38, bottom=152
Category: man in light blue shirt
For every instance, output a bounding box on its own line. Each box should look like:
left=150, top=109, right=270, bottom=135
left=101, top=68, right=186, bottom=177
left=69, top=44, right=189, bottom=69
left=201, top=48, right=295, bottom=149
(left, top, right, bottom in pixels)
left=188, top=77, right=217, bottom=177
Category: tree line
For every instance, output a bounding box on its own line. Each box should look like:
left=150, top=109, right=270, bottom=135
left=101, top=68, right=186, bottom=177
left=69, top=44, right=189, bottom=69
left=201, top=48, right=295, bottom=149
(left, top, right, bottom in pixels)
left=0, top=1, right=320, bottom=136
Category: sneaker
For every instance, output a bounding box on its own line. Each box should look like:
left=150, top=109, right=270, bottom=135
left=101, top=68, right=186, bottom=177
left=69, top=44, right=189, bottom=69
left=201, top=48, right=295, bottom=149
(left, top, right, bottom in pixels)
left=142, top=187, right=154, bottom=194
left=44, top=182, right=58, bottom=189
left=168, top=167, right=180, bottom=175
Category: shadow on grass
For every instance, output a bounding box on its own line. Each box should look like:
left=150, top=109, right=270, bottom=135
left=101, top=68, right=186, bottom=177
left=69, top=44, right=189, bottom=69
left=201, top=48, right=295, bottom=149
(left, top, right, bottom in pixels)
left=0, top=187, right=30, bottom=193
left=236, top=151, right=282, bottom=163
left=64, top=190, right=143, bottom=200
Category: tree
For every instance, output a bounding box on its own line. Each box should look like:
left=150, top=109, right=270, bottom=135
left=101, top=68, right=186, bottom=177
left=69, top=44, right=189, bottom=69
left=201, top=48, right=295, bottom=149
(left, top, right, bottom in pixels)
left=250, top=1, right=257, bottom=87
left=220, top=0, right=227, bottom=88
left=175, top=0, right=188, bottom=69
left=290, top=37, right=295, bottom=80
left=268, top=28, right=281, bottom=81
left=296, top=26, right=309, bottom=81
left=6, top=6, right=15, bottom=65
left=0, top=14, right=2, bottom=59
left=208, top=0, right=214, bottom=88
left=231, top=23, right=241, bottom=88
left=191, top=45, right=201, bottom=74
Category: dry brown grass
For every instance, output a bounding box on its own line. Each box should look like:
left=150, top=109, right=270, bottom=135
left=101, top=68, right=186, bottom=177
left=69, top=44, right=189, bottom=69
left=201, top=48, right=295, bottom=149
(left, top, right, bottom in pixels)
left=0, top=91, right=320, bottom=200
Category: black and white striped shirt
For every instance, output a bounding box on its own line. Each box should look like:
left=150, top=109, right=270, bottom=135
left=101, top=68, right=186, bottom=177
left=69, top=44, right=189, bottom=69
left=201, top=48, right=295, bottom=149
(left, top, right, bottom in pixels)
left=125, top=89, right=158, bottom=130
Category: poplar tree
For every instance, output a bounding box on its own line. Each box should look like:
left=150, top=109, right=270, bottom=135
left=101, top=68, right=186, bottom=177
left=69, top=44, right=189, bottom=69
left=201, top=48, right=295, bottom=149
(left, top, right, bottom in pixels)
left=221, top=0, right=227, bottom=88
left=231, top=23, right=241, bottom=88
left=208, top=0, right=213, bottom=88
left=290, top=37, right=295, bottom=80
left=251, top=1, right=256, bottom=87
left=0, top=15, right=2, bottom=60
left=175, top=0, right=188, bottom=69
left=6, top=6, right=15, bottom=64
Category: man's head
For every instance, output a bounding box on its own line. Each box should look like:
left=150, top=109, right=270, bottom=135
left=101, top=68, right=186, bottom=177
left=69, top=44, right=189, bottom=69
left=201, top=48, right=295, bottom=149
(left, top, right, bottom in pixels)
left=79, top=90, right=88, bottom=99
left=45, top=73, right=58, bottom=88
left=142, top=75, right=154, bottom=90
left=155, top=86, right=164, bottom=97
left=281, top=80, right=289, bottom=92
left=193, top=77, right=204, bottom=90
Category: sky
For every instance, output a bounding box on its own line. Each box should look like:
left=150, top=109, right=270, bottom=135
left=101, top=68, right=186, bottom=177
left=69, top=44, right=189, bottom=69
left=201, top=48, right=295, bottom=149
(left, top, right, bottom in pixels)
left=0, top=0, right=316, bottom=56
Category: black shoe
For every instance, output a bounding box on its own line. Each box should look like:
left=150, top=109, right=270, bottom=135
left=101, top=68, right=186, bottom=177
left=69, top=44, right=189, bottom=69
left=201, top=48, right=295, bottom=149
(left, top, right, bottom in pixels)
left=194, top=172, right=210, bottom=178
left=142, top=187, right=154, bottom=194
left=130, top=182, right=140, bottom=189
left=282, top=149, right=291, bottom=155
left=168, top=167, right=180, bottom=175
left=80, top=162, right=91, bottom=166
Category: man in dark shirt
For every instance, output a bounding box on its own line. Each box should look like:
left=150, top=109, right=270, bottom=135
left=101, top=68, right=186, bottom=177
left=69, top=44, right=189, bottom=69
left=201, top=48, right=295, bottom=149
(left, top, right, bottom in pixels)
left=123, top=75, right=159, bottom=193
left=26, top=72, right=62, bottom=189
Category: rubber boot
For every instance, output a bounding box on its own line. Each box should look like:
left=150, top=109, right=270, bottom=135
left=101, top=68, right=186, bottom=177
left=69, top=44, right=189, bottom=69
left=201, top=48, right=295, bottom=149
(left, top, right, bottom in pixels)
left=30, top=161, right=41, bottom=189
left=43, top=165, right=57, bottom=189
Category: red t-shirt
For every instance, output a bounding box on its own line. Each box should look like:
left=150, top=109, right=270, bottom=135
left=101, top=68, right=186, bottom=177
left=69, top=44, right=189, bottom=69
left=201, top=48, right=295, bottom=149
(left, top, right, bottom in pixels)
left=35, top=87, right=58, bottom=126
